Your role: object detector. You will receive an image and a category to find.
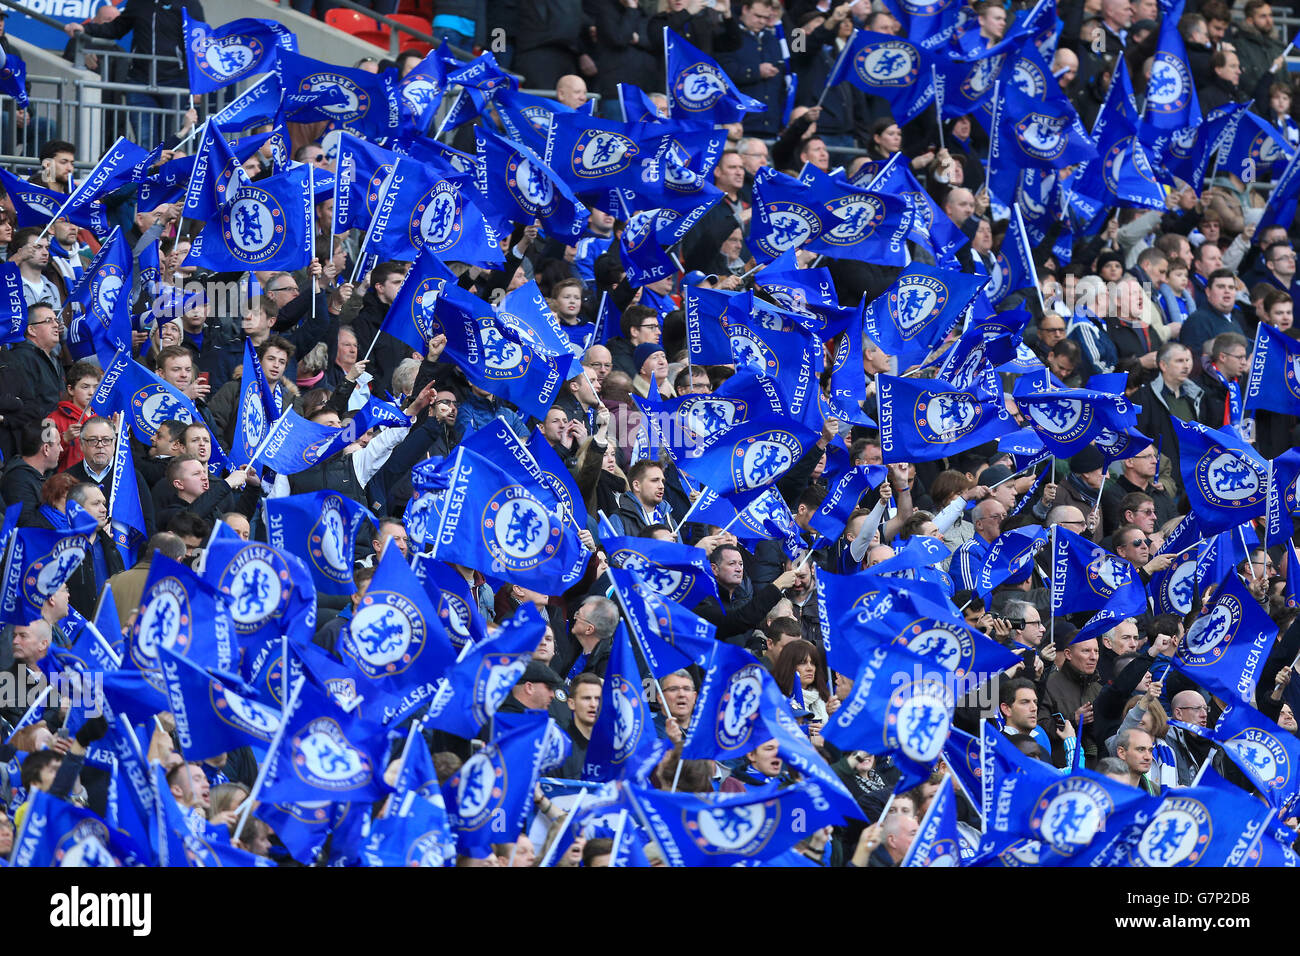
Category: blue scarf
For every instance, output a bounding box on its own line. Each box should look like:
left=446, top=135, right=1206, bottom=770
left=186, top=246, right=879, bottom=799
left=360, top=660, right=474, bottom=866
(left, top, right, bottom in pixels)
left=38, top=504, right=69, bottom=530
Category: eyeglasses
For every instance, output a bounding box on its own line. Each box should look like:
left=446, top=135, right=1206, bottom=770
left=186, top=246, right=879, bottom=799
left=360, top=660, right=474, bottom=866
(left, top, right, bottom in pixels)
left=82, top=436, right=113, bottom=446
left=434, top=399, right=458, bottom=407
left=311, top=154, right=327, bottom=163
left=637, top=323, right=660, bottom=330
left=662, top=684, right=694, bottom=694
left=268, top=285, right=296, bottom=294
left=1223, top=351, right=1249, bottom=360
left=1176, top=703, right=1209, bottom=713
left=27, top=318, right=54, bottom=327
left=585, top=361, right=613, bottom=370
left=1124, top=537, right=1153, bottom=548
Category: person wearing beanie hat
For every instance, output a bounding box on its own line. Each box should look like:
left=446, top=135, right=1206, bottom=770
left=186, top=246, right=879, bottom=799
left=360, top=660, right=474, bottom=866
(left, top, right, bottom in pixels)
left=631, top=342, right=673, bottom=401
left=1095, top=251, right=1125, bottom=283
left=979, top=463, right=1018, bottom=514
left=1050, top=446, right=1107, bottom=542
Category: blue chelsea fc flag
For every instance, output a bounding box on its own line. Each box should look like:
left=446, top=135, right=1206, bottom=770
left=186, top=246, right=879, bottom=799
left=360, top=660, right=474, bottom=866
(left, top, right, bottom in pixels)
left=183, top=11, right=297, bottom=94
left=185, top=164, right=314, bottom=273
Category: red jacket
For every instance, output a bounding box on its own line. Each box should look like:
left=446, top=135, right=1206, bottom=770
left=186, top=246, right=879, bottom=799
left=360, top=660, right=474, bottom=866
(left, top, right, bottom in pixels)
left=48, top=400, right=89, bottom=471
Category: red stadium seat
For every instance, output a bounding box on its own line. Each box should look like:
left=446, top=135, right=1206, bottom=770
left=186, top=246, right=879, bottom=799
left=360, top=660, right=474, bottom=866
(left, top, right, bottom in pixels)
left=389, top=14, right=434, bottom=54
left=324, top=8, right=389, bottom=49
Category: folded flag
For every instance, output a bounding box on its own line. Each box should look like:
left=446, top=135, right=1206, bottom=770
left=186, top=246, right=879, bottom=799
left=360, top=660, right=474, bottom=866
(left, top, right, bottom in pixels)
left=422, top=603, right=547, bottom=738
left=159, top=645, right=281, bottom=761
left=275, top=48, right=401, bottom=139
left=442, top=708, right=552, bottom=856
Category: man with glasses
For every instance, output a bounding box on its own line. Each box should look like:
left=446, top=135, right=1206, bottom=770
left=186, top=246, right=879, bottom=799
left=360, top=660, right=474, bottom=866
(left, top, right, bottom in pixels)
left=1032, top=315, right=1068, bottom=360
left=653, top=670, right=699, bottom=744
left=608, top=304, right=662, bottom=378
left=1196, top=331, right=1250, bottom=430
left=1167, top=690, right=1214, bottom=785
left=7, top=303, right=63, bottom=438
left=949, top=497, right=1007, bottom=591
left=1103, top=446, right=1178, bottom=532
left=65, top=416, right=156, bottom=538
left=553, top=595, right=620, bottom=682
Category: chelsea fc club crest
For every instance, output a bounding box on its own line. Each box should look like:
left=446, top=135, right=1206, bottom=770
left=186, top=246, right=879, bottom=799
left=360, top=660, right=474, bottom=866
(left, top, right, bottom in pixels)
left=1015, top=112, right=1069, bottom=161
left=1223, top=725, right=1291, bottom=791
left=687, top=801, right=780, bottom=855
left=673, top=63, right=730, bottom=112
left=822, top=194, right=886, bottom=246
left=1192, top=445, right=1263, bottom=508
left=54, top=819, right=119, bottom=867
left=194, top=35, right=264, bottom=83
left=1024, top=396, right=1088, bottom=443
left=404, top=276, right=448, bottom=343
left=569, top=129, right=638, bottom=179
left=213, top=684, right=281, bottom=741
left=221, top=184, right=288, bottom=265
left=609, top=675, right=645, bottom=762
left=471, top=654, right=529, bottom=723
left=1086, top=549, right=1133, bottom=595
left=1181, top=597, right=1243, bottom=663
left=437, top=586, right=476, bottom=650
left=309, top=497, right=354, bottom=587
left=505, top=154, right=557, bottom=217
left=300, top=73, right=368, bottom=122
left=884, top=678, right=953, bottom=763
left=478, top=323, right=531, bottom=379
left=401, top=78, right=442, bottom=115
left=610, top=549, right=689, bottom=602
left=217, top=543, right=293, bottom=634
left=92, top=264, right=125, bottom=322
left=239, top=387, right=267, bottom=451
left=132, top=576, right=193, bottom=668
left=891, top=620, right=975, bottom=675
left=731, top=431, right=802, bottom=490
left=453, top=750, right=505, bottom=830
left=715, top=664, right=765, bottom=750
left=756, top=202, right=821, bottom=258
left=346, top=589, right=429, bottom=677
left=411, top=180, right=464, bottom=253
left=890, top=274, right=947, bottom=339
left=291, top=717, right=373, bottom=792
left=914, top=389, right=981, bottom=442
left=482, top=488, right=559, bottom=572
left=132, top=383, right=194, bottom=435
left=23, top=535, right=88, bottom=609
left=852, top=40, right=920, bottom=88
left=1029, top=777, right=1113, bottom=855
left=1147, top=53, right=1193, bottom=115
left=1132, top=797, right=1213, bottom=866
